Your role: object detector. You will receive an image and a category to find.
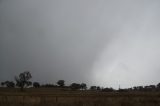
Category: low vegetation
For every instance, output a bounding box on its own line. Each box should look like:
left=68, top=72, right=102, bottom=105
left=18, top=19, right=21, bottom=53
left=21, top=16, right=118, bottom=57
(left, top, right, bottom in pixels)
left=2, top=71, right=160, bottom=92
left=1, top=71, right=160, bottom=106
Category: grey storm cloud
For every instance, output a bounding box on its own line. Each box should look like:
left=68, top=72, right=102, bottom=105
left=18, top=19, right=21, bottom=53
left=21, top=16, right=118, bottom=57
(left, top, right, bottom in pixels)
left=0, top=0, right=160, bottom=88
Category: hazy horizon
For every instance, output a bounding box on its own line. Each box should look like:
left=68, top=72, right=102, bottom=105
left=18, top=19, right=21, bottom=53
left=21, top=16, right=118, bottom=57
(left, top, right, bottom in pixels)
left=1, top=0, right=160, bottom=89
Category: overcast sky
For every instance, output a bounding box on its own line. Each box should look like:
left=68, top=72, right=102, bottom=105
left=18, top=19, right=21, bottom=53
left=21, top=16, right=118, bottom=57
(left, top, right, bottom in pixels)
left=0, top=0, right=160, bottom=89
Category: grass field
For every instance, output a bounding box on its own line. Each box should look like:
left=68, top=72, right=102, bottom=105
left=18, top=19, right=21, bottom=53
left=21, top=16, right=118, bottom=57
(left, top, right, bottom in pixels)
left=0, top=88, right=160, bottom=106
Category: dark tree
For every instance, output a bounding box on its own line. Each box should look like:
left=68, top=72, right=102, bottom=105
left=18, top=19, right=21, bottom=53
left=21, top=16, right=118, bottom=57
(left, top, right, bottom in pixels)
left=157, top=83, right=160, bottom=89
left=33, top=82, right=40, bottom=88
left=41, top=84, right=56, bottom=88
left=133, top=86, right=137, bottom=90
left=96, top=86, right=101, bottom=91
left=80, top=83, right=87, bottom=90
left=57, top=80, right=65, bottom=87
left=1, top=81, right=15, bottom=88
left=70, top=83, right=81, bottom=90
left=1, top=82, right=5, bottom=87
left=90, top=86, right=97, bottom=90
left=15, top=71, right=32, bottom=91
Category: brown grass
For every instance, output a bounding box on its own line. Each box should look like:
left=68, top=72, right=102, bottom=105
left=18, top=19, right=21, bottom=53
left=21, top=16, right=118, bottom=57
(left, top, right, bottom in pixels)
left=0, top=88, right=160, bottom=106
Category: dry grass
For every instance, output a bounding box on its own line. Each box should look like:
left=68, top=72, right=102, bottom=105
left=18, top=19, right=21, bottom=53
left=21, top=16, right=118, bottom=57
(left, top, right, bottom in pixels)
left=0, top=88, right=160, bottom=106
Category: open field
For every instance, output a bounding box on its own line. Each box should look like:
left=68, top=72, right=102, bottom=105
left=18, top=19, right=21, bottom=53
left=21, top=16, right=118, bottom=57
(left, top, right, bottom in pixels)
left=0, top=88, right=160, bottom=106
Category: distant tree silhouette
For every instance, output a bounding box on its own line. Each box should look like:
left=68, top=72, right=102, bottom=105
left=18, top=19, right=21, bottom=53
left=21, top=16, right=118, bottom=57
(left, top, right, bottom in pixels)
left=15, top=71, right=32, bottom=91
left=157, top=83, right=160, bottom=89
left=33, top=82, right=40, bottom=88
left=1, top=82, right=5, bottom=87
left=57, top=80, right=65, bottom=87
left=90, top=86, right=97, bottom=90
left=41, top=84, right=57, bottom=88
left=1, top=81, right=15, bottom=88
left=137, top=86, right=143, bottom=91
left=133, top=86, right=138, bottom=91
left=149, top=85, right=156, bottom=89
left=117, top=88, right=128, bottom=92
left=96, top=86, right=101, bottom=91
left=70, top=83, right=81, bottom=90
left=80, top=83, right=87, bottom=90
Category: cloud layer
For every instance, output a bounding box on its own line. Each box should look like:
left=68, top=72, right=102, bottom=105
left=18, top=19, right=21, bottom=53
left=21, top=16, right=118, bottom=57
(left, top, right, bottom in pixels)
left=0, top=0, right=160, bottom=88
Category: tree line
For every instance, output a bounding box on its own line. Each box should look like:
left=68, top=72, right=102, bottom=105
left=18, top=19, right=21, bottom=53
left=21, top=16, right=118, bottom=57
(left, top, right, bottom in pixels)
left=0, top=71, right=87, bottom=91
left=1, top=71, right=160, bottom=92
